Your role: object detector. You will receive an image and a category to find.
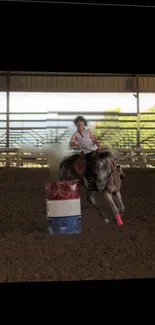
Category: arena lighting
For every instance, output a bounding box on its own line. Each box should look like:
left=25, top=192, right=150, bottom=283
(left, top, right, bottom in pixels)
left=1, top=0, right=155, bottom=9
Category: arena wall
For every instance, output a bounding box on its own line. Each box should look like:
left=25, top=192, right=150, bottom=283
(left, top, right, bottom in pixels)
left=0, top=71, right=155, bottom=92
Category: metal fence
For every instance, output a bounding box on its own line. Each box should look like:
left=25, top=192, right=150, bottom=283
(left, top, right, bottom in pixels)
left=0, top=110, right=155, bottom=149
left=1, top=71, right=155, bottom=149
left=0, top=147, right=155, bottom=169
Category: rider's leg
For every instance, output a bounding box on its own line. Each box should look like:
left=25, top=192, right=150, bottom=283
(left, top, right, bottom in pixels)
left=84, top=152, right=92, bottom=181
left=83, top=153, right=93, bottom=188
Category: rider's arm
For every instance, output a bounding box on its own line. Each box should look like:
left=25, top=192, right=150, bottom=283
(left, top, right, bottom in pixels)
left=88, top=130, right=100, bottom=148
left=69, top=132, right=79, bottom=147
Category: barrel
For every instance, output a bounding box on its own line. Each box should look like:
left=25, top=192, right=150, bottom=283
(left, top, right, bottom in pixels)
left=45, top=180, right=81, bottom=235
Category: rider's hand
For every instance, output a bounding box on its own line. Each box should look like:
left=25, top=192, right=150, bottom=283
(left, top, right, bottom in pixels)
left=69, top=142, right=79, bottom=148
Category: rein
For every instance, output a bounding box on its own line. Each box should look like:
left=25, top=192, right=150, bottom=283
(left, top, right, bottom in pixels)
left=81, top=146, right=96, bottom=152
left=78, top=130, right=98, bottom=153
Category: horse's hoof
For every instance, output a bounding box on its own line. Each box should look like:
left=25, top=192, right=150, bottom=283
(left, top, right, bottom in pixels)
left=87, top=194, right=96, bottom=207
left=104, top=218, right=110, bottom=224
left=100, top=212, right=109, bottom=223
left=90, top=198, right=96, bottom=206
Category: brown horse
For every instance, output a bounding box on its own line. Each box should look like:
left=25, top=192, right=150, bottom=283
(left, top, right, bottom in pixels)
left=60, top=149, right=125, bottom=225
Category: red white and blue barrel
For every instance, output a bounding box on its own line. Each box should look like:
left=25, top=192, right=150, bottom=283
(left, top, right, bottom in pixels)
left=45, top=180, right=81, bottom=235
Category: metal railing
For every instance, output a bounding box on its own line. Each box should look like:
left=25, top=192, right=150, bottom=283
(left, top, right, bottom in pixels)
left=1, top=111, right=155, bottom=149
left=1, top=129, right=155, bottom=149
left=0, top=147, right=155, bottom=169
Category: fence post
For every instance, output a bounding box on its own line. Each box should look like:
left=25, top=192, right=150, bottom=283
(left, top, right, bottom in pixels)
left=6, top=71, right=10, bottom=149
left=136, top=76, right=140, bottom=147
left=16, top=149, right=20, bottom=168
left=129, top=149, right=135, bottom=167
left=142, top=150, right=147, bottom=168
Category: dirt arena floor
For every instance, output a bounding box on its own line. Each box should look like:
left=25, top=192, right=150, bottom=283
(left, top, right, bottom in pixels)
left=0, top=167, right=155, bottom=282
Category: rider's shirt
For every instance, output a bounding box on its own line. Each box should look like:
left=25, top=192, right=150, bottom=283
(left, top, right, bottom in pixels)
left=75, top=130, right=98, bottom=154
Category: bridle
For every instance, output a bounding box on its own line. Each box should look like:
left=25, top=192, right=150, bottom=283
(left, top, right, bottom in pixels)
left=78, top=146, right=117, bottom=190
left=88, top=156, right=116, bottom=191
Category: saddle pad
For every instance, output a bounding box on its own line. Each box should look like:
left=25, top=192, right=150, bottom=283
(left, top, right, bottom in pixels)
left=74, top=158, right=85, bottom=175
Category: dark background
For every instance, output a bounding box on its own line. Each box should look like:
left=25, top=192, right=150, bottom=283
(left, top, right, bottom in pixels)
left=0, top=1, right=154, bottom=74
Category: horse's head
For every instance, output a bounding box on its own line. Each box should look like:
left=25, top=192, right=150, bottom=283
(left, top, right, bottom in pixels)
left=91, top=149, right=113, bottom=192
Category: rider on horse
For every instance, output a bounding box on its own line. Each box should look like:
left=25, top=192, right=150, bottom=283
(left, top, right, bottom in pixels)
left=69, top=115, right=125, bottom=188
left=69, top=115, right=100, bottom=187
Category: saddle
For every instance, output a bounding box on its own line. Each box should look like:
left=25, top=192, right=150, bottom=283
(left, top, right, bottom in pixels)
left=74, top=152, right=125, bottom=180
left=61, top=150, right=125, bottom=181
left=74, top=152, right=86, bottom=176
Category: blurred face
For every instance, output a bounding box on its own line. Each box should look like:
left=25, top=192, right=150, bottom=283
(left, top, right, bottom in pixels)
left=76, top=120, right=85, bottom=131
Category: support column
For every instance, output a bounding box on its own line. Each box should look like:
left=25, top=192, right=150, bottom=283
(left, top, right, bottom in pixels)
left=6, top=72, right=10, bottom=148
left=136, top=76, right=140, bottom=147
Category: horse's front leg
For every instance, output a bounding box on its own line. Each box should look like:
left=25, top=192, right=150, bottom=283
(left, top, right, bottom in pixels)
left=100, top=191, right=123, bottom=226
left=113, top=191, right=125, bottom=218
left=87, top=190, right=97, bottom=208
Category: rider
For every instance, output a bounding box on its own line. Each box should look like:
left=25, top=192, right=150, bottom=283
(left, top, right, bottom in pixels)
left=69, top=115, right=100, bottom=187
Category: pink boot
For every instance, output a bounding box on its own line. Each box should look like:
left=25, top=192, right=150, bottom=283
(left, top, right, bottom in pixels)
left=115, top=213, right=123, bottom=226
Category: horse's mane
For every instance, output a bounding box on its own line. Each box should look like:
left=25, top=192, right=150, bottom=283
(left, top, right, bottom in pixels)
left=98, top=150, right=113, bottom=159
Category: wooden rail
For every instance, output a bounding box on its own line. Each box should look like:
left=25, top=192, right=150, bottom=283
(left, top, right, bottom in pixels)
left=0, top=147, right=154, bottom=168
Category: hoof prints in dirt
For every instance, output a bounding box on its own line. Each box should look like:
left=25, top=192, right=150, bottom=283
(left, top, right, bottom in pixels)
left=0, top=168, right=155, bottom=282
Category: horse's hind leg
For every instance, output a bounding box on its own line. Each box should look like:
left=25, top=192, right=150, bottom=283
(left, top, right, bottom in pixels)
left=100, top=191, right=123, bottom=226
left=113, top=191, right=125, bottom=217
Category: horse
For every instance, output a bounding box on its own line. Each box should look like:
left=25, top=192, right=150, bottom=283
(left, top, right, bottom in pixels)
left=60, top=149, right=125, bottom=225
